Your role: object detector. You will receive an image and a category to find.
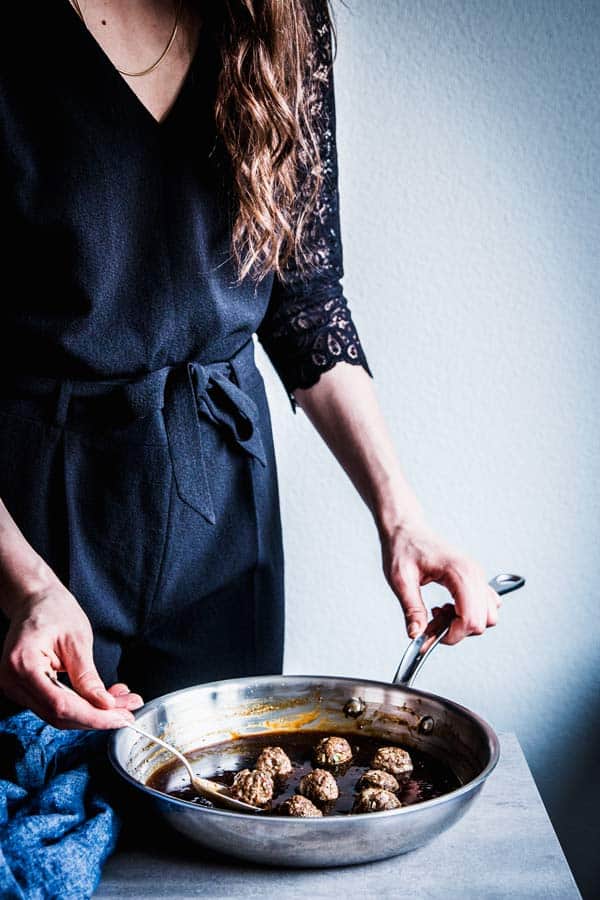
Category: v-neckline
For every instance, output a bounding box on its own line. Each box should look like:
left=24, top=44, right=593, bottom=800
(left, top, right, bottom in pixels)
left=61, top=0, right=206, bottom=129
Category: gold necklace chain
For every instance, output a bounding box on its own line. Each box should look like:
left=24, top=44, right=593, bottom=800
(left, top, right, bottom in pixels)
left=70, top=0, right=184, bottom=77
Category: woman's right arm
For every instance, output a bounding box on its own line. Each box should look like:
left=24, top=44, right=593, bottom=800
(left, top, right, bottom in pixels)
left=0, top=498, right=142, bottom=729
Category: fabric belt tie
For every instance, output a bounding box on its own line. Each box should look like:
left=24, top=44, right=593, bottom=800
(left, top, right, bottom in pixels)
left=2, top=338, right=267, bottom=527
left=164, top=355, right=267, bottom=525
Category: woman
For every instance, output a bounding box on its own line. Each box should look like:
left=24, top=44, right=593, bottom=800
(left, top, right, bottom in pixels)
left=0, top=0, right=501, bottom=731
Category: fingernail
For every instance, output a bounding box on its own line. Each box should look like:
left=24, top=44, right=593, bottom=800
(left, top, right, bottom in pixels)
left=408, top=623, right=420, bottom=638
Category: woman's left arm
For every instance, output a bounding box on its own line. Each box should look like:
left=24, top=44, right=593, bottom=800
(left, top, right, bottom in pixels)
left=293, top=361, right=501, bottom=645
left=258, top=8, right=499, bottom=642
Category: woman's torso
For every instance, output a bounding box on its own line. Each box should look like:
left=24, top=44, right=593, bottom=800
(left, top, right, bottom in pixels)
left=0, top=1, right=274, bottom=380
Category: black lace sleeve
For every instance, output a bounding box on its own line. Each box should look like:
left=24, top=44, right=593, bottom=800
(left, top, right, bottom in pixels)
left=256, top=10, right=373, bottom=412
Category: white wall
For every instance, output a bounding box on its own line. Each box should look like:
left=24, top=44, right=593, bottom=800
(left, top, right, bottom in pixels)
left=256, top=1, right=600, bottom=895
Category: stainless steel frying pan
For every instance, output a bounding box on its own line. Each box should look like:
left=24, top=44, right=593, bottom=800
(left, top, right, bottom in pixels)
left=109, top=573, right=524, bottom=867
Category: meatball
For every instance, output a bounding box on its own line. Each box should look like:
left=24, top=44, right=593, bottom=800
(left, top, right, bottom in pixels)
left=357, top=769, right=400, bottom=793
left=371, top=746, right=413, bottom=777
left=255, top=746, right=293, bottom=777
left=313, top=736, right=353, bottom=768
left=278, top=794, right=323, bottom=818
left=353, top=787, right=402, bottom=814
left=229, top=768, right=274, bottom=807
left=299, top=769, right=339, bottom=804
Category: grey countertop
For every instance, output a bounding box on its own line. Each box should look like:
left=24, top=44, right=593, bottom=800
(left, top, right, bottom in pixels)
left=94, top=733, right=580, bottom=899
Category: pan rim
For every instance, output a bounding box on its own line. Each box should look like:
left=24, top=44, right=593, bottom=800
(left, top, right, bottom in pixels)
left=107, top=673, right=501, bottom=823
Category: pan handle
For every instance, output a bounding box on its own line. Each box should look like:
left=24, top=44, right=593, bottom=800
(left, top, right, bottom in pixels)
left=392, top=573, right=525, bottom=687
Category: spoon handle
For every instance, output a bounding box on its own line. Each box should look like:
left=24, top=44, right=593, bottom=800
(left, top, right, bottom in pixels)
left=392, top=572, right=525, bottom=688
left=124, top=720, right=196, bottom=780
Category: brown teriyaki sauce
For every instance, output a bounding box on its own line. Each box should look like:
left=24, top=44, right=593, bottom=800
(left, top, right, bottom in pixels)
left=146, top=730, right=461, bottom=816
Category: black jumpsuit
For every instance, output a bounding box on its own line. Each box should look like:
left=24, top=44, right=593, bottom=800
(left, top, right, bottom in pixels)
left=0, top=2, right=371, bottom=705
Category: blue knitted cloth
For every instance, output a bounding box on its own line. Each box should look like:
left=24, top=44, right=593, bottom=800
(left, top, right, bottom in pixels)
left=0, top=710, right=121, bottom=900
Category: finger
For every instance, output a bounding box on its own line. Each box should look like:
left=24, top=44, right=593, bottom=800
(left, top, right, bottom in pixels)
left=434, top=602, right=454, bottom=624
left=391, top=567, right=428, bottom=638
left=441, top=569, right=487, bottom=645
left=3, top=667, right=134, bottom=730
left=420, top=602, right=454, bottom=653
left=107, top=682, right=144, bottom=710
left=40, top=648, right=62, bottom=671
left=30, top=668, right=135, bottom=729
left=0, top=677, right=83, bottom=728
left=422, top=606, right=443, bottom=652
left=108, top=683, right=131, bottom=696
left=113, top=692, right=144, bottom=710
left=486, top=587, right=499, bottom=627
left=486, top=604, right=498, bottom=628
left=118, top=693, right=144, bottom=710
left=62, top=636, right=116, bottom=709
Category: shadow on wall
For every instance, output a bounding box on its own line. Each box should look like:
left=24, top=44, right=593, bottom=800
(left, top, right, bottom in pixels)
left=548, top=702, right=600, bottom=900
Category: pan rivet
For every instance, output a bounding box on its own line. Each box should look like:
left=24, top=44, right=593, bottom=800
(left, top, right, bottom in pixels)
left=418, top=716, right=434, bottom=735
left=343, top=697, right=366, bottom=719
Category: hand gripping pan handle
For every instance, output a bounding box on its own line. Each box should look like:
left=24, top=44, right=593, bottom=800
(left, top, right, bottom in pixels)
left=393, top=573, right=525, bottom=688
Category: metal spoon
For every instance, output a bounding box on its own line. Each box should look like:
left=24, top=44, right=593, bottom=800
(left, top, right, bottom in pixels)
left=45, top=670, right=263, bottom=814
left=394, top=572, right=526, bottom=687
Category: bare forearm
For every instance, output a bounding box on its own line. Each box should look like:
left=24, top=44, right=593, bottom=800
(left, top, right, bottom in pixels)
left=0, top=497, right=142, bottom=727
left=293, top=362, right=424, bottom=537
left=294, top=362, right=501, bottom=644
left=0, top=498, right=60, bottom=618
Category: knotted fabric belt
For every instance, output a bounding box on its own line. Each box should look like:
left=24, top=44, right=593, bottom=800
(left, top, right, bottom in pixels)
left=3, top=338, right=267, bottom=526
left=162, top=343, right=267, bottom=524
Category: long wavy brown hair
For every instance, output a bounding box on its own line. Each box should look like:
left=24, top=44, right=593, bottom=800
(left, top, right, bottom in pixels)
left=204, top=0, right=337, bottom=285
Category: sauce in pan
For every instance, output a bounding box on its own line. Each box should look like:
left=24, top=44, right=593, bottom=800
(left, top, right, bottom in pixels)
left=147, top=730, right=461, bottom=815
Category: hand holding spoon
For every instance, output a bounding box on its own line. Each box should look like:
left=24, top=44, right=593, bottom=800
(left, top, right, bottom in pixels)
left=45, top=671, right=263, bottom=814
